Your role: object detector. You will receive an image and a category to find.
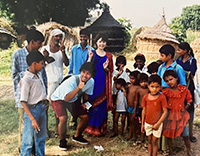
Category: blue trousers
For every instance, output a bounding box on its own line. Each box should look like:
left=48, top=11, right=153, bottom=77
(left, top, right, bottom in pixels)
left=20, top=103, right=46, bottom=156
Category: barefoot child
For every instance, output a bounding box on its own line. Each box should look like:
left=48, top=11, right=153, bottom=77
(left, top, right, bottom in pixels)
left=135, top=73, right=149, bottom=143
left=127, top=71, right=140, bottom=140
left=111, top=78, right=127, bottom=137
left=112, top=56, right=130, bottom=130
left=162, top=70, right=193, bottom=156
left=141, top=75, right=168, bottom=156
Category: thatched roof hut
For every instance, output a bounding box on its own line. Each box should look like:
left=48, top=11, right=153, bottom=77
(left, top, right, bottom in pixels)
left=0, top=27, right=16, bottom=49
left=36, top=22, right=79, bottom=51
left=134, top=15, right=179, bottom=60
left=86, top=9, right=126, bottom=52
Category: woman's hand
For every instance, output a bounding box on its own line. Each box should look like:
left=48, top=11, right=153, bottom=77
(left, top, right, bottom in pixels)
left=103, top=59, right=109, bottom=69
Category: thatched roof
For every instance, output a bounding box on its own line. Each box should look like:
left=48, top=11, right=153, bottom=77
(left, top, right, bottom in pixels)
left=0, top=27, right=16, bottom=38
left=137, top=15, right=179, bottom=44
left=87, top=9, right=124, bottom=30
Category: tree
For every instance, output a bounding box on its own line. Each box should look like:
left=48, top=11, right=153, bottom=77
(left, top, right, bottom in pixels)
left=181, top=5, right=200, bottom=31
left=169, top=16, right=186, bottom=42
left=117, top=18, right=132, bottom=46
left=0, top=0, right=101, bottom=27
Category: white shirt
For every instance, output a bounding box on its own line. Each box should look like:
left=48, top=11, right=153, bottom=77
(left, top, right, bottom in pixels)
left=112, top=69, right=130, bottom=95
left=51, top=75, right=94, bottom=103
left=41, top=45, right=69, bottom=83
left=116, top=90, right=127, bottom=112
left=19, top=71, right=46, bottom=105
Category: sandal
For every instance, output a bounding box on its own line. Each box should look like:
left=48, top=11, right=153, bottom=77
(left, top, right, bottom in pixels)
left=190, top=136, right=197, bottom=143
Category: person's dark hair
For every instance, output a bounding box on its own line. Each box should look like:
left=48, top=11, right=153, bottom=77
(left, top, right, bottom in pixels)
left=115, top=78, right=127, bottom=87
left=80, top=28, right=90, bottom=37
left=138, top=73, right=148, bottom=83
left=94, top=33, right=108, bottom=43
left=147, top=62, right=159, bottom=74
left=26, top=50, right=45, bottom=66
left=159, top=44, right=175, bottom=59
left=148, top=74, right=161, bottom=86
left=134, top=53, right=146, bottom=62
left=26, top=29, right=44, bottom=44
left=178, top=42, right=194, bottom=57
left=163, top=70, right=179, bottom=84
left=115, top=55, right=127, bottom=66
left=129, top=70, right=140, bottom=85
left=79, top=62, right=96, bottom=77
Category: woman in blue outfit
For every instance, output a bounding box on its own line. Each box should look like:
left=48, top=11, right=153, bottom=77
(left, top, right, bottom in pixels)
left=176, top=42, right=197, bottom=142
left=85, top=34, right=113, bottom=136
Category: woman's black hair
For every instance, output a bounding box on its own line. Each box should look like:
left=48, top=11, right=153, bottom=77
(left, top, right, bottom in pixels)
left=178, top=42, right=194, bottom=57
left=94, top=33, right=108, bottom=43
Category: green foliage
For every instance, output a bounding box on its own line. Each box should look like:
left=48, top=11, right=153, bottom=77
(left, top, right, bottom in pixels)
left=169, top=16, right=186, bottom=42
left=0, top=0, right=101, bottom=27
left=0, top=99, right=18, bottom=133
left=185, top=29, right=200, bottom=44
left=0, top=42, right=18, bottom=76
left=117, top=18, right=132, bottom=47
left=181, top=5, right=200, bottom=31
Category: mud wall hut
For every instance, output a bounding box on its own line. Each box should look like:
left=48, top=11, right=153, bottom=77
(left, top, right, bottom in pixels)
left=191, top=38, right=200, bottom=64
left=86, top=9, right=126, bottom=52
left=134, top=15, right=179, bottom=60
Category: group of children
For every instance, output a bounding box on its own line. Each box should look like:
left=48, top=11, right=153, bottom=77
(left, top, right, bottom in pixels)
left=17, top=36, right=196, bottom=155
left=112, top=44, right=196, bottom=156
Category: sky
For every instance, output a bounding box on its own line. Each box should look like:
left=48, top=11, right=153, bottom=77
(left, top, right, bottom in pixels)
left=102, top=0, right=200, bottom=28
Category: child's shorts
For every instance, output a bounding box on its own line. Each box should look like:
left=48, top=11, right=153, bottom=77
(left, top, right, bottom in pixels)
left=144, top=122, right=163, bottom=138
left=128, top=106, right=139, bottom=114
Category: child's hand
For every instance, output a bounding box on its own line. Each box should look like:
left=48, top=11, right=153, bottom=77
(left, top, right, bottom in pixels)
left=141, top=124, right=145, bottom=133
left=126, top=68, right=130, bottom=73
left=181, top=108, right=186, bottom=116
left=78, top=78, right=85, bottom=89
left=32, top=119, right=40, bottom=133
left=152, top=123, right=159, bottom=130
left=119, top=64, right=124, bottom=74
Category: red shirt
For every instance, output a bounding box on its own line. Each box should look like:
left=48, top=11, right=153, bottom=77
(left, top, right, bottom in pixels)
left=142, top=93, right=168, bottom=124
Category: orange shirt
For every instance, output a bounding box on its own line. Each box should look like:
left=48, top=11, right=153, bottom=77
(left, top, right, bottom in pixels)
left=142, top=93, right=168, bottom=124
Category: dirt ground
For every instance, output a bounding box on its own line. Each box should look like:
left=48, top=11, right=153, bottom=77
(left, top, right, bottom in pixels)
left=1, top=84, right=200, bottom=156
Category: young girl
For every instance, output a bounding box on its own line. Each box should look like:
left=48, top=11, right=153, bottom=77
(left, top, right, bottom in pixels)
left=176, top=42, right=197, bottom=143
left=162, top=70, right=192, bottom=156
left=111, top=78, right=127, bottom=137
left=112, top=56, right=130, bottom=130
